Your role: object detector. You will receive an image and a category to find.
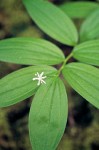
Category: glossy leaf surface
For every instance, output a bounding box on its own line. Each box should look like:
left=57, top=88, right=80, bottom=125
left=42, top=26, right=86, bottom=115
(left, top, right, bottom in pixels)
left=60, top=2, right=99, bottom=19
left=0, top=38, right=65, bottom=65
left=0, top=66, right=56, bottom=107
left=22, top=0, right=78, bottom=46
left=80, top=8, right=99, bottom=42
left=29, top=77, right=68, bottom=150
left=73, top=40, right=99, bottom=66
left=62, top=63, right=99, bottom=108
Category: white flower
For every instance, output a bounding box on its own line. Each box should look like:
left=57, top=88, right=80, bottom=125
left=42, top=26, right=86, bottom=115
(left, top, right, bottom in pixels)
left=32, top=72, right=47, bottom=86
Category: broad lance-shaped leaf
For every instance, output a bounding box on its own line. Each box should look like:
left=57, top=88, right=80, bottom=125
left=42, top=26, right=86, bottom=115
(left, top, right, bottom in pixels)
left=62, top=63, right=99, bottom=108
left=80, top=8, right=99, bottom=42
left=73, top=40, right=99, bottom=66
left=29, top=77, right=68, bottom=150
left=0, top=66, right=57, bottom=107
left=0, top=38, right=65, bottom=65
left=60, top=2, right=99, bottom=19
left=22, top=0, right=78, bottom=46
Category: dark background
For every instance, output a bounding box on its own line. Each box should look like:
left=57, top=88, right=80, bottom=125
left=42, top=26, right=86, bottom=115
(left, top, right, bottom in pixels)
left=0, top=0, right=99, bottom=150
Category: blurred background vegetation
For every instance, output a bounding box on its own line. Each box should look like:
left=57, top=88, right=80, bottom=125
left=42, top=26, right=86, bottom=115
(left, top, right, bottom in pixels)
left=0, top=0, right=99, bottom=150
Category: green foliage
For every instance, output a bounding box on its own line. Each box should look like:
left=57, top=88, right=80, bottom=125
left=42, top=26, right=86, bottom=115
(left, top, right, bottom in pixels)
left=60, top=2, right=99, bottom=19
left=22, top=0, right=78, bottom=46
left=73, top=40, right=99, bottom=66
left=80, top=8, right=99, bottom=42
left=0, top=66, right=56, bottom=107
left=29, top=78, right=68, bottom=150
left=62, top=63, right=99, bottom=108
left=0, top=38, right=64, bottom=65
left=0, top=0, right=99, bottom=150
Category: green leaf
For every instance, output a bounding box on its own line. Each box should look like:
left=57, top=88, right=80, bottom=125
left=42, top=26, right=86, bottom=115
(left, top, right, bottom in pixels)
left=62, top=63, right=99, bottom=108
left=22, top=0, right=78, bottom=46
left=80, top=8, right=99, bottom=42
left=0, top=38, right=65, bottom=65
left=0, top=66, right=56, bottom=107
left=60, top=2, right=99, bottom=19
left=73, top=40, right=99, bottom=66
left=29, top=77, right=68, bottom=150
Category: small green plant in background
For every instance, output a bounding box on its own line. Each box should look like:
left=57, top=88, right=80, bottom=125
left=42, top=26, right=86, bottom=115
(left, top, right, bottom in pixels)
left=0, top=0, right=99, bottom=150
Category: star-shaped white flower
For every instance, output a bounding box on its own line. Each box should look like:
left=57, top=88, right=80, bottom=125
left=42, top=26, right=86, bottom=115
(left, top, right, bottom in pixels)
left=32, top=72, right=47, bottom=86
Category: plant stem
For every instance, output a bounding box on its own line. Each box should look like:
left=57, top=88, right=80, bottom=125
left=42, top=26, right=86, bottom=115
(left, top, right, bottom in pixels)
left=57, top=52, right=73, bottom=76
